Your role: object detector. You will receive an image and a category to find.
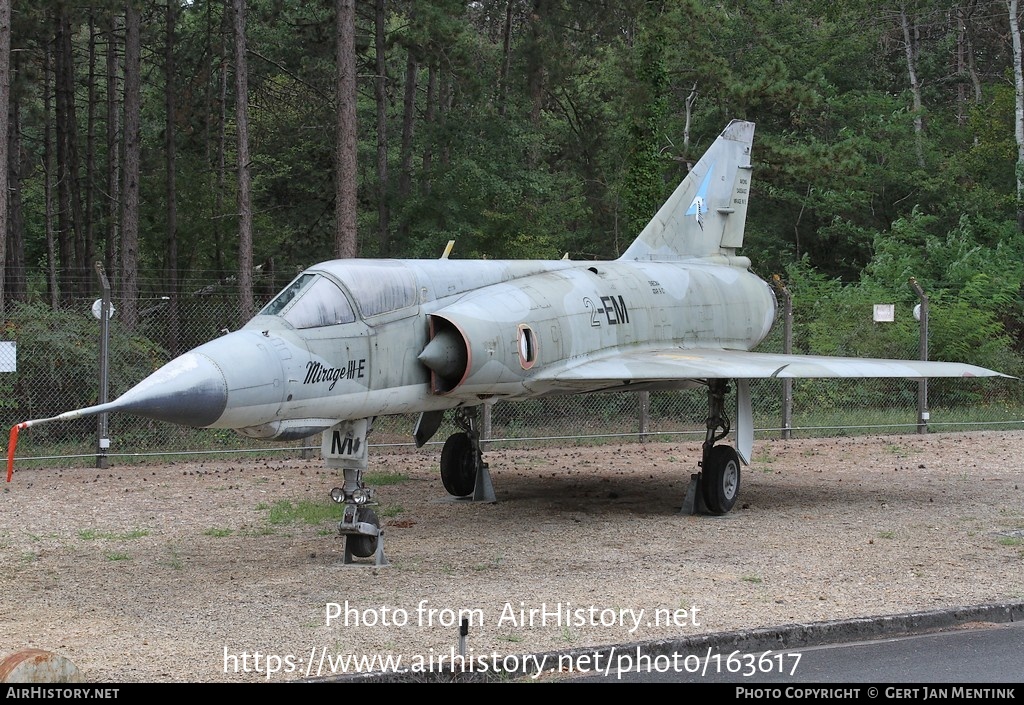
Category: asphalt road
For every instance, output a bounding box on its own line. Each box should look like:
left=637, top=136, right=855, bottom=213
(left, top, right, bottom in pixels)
left=569, top=619, right=1024, bottom=683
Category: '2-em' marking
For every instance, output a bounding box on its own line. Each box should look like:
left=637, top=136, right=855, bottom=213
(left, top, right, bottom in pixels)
left=583, top=295, right=629, bottom=327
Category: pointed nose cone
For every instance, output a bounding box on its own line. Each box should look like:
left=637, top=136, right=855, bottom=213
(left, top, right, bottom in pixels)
left=113, top=351, right=229, bottom=427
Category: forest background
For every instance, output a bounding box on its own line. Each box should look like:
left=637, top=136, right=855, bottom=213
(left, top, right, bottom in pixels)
left=0, top=0, right=1023, bottom=448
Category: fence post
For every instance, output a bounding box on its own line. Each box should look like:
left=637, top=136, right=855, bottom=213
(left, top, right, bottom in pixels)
left=771, top=275, right=793, bottom=440
left=909, top=277, right=929, bottom=434
left=482, top=399, right=492, bottom=451
left=94, top=262, right=112, bottom=469
left=638, top=391, right=649, bottom=443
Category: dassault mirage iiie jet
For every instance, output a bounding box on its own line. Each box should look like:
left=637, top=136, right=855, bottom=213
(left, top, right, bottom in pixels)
left=7, top=120, right=1009, bottom=561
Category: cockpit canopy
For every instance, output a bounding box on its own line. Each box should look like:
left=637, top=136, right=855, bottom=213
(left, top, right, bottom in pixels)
left=259, top=263, right=420, bottom=329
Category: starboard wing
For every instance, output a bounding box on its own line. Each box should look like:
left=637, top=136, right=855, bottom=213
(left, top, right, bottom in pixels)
left=524, top=348, right=1011, bottom=395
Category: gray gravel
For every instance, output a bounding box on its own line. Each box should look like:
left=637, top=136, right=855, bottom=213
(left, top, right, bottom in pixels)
left=1, top=431, right=1022, bottom=682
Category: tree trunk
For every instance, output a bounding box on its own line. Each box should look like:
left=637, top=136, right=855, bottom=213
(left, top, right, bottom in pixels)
left=44, top=40, right=57, bottom=309
left=399, top=52, right=417, bottom=202
left=0, top=0, right=9, bottom=316
left=335, top=0, right=358, bottom=258
left=55, top=9, right=76, bottom=301
left=899, top=4, right=925, bottom=168
left=105, top=11, right=120, bottom=285
left=7, top=50, right=24, bottom=303
left=683, top=82, right=698, bottom=165
left=86, top=14, right=97, bottom=292
left=1009, top=0, right=1024, bottom=231
left=422, top=61, right=436, bottom=196
left=122, top=0, right=141, bottom=329
left=527, top=0, right=545, bottom=129
left=962, top=6, right=983, bottom=105
left=234, top=0, right=254, bottom=320
left=524, top=0, right=547, bottom=168
left=398, top=50, right=416, bottom=245
left=215, top=2, right=229, bottom=275
left=166, top=0, right=180, bottom=352
left=375, top=0, right=389, bottom=256
left=439, top=68, right=450, bottom=167
left=497, top=0, right=512, bottom=118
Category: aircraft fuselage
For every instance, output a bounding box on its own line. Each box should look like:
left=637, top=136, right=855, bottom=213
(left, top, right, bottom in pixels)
left=171, top=255, right=776, bottom=440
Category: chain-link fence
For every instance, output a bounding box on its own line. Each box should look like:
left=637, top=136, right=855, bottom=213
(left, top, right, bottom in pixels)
left=3, top=286, right=1021, bottom=469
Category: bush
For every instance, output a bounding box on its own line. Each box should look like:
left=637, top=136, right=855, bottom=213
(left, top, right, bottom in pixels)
left=1, top=301, right=167, bottom=443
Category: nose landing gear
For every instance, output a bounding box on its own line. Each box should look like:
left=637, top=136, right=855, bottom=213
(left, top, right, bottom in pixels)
left=324, top=418, right=388, bottom=566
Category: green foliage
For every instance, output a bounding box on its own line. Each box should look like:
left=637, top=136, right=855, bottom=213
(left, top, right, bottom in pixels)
left=1, top=303, right=168, bottom=442
left=862, top=209, right=1024, bottom=373
left=782, top=205, right=1024, bottom=408
left=6, top=0, right=1024, bottom=375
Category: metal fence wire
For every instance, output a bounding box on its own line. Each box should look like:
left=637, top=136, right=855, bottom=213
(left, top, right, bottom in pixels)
left=2, top=286, right=1021, bottom=468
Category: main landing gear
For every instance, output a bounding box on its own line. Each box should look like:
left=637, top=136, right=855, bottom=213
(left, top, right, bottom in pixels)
left=439, top=407, right=496, bottom=503
left=325, top=388, right=741, bottom=566
left=683, top=379, right=741, bottom=516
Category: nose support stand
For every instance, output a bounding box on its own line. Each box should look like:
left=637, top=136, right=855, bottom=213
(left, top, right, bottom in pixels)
left=324, top=418, right=387, bottom=566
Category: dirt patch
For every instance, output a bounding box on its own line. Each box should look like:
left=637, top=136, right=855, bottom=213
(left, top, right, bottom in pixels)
left=1, top=431, right=1022, bottom=682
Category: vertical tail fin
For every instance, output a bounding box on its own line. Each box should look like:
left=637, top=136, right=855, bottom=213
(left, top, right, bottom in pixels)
left=619, top=120, right=754, bottom=261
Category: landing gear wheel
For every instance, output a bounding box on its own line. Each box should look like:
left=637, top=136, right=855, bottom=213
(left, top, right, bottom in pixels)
left=440, top=432, right=478, bottom=497
left=348, top=507, right=379, bottom=558
left=702, top=445, right=741, bottom=515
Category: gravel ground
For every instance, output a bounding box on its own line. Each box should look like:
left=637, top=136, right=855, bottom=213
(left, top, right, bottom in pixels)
left=1, top=430, right=1022, bottom=682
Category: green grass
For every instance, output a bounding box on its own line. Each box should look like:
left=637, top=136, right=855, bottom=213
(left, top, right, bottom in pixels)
left=78, top=528, right=150, bottom=541
left=364, top=472, right=409, bottom=486
left=105, top=552, right=131, bottom=561
left=783, top=404, right=1024, bottom=438
left=472, top=554, right=504, bottom=571
left=265, top=499, right=339, bottom=525
left=997, top=537, right=1023, bottom=547
left=240, top=526, right=276, bottom=537
left=163, top=546, right=184, bottom=571
left=741, top=575, right=763, bottom=584
left=884, top=444, right=911, bottom=457
left=878, top=530, right=896, bottom=539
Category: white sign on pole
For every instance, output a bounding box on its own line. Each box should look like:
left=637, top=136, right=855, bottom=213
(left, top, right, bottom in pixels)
left=0, top=341, right=16, bottom=372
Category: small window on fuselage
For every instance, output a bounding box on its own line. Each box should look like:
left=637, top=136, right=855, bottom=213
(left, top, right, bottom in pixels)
left=517, top=324, right=538, bottom=370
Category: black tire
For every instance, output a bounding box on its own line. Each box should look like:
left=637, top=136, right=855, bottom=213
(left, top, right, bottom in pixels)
left=702, top=445, right=741, bottom=515
left=440, top=432, right=477, bottom=497
left=348, top=507, right=379, bottom=558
